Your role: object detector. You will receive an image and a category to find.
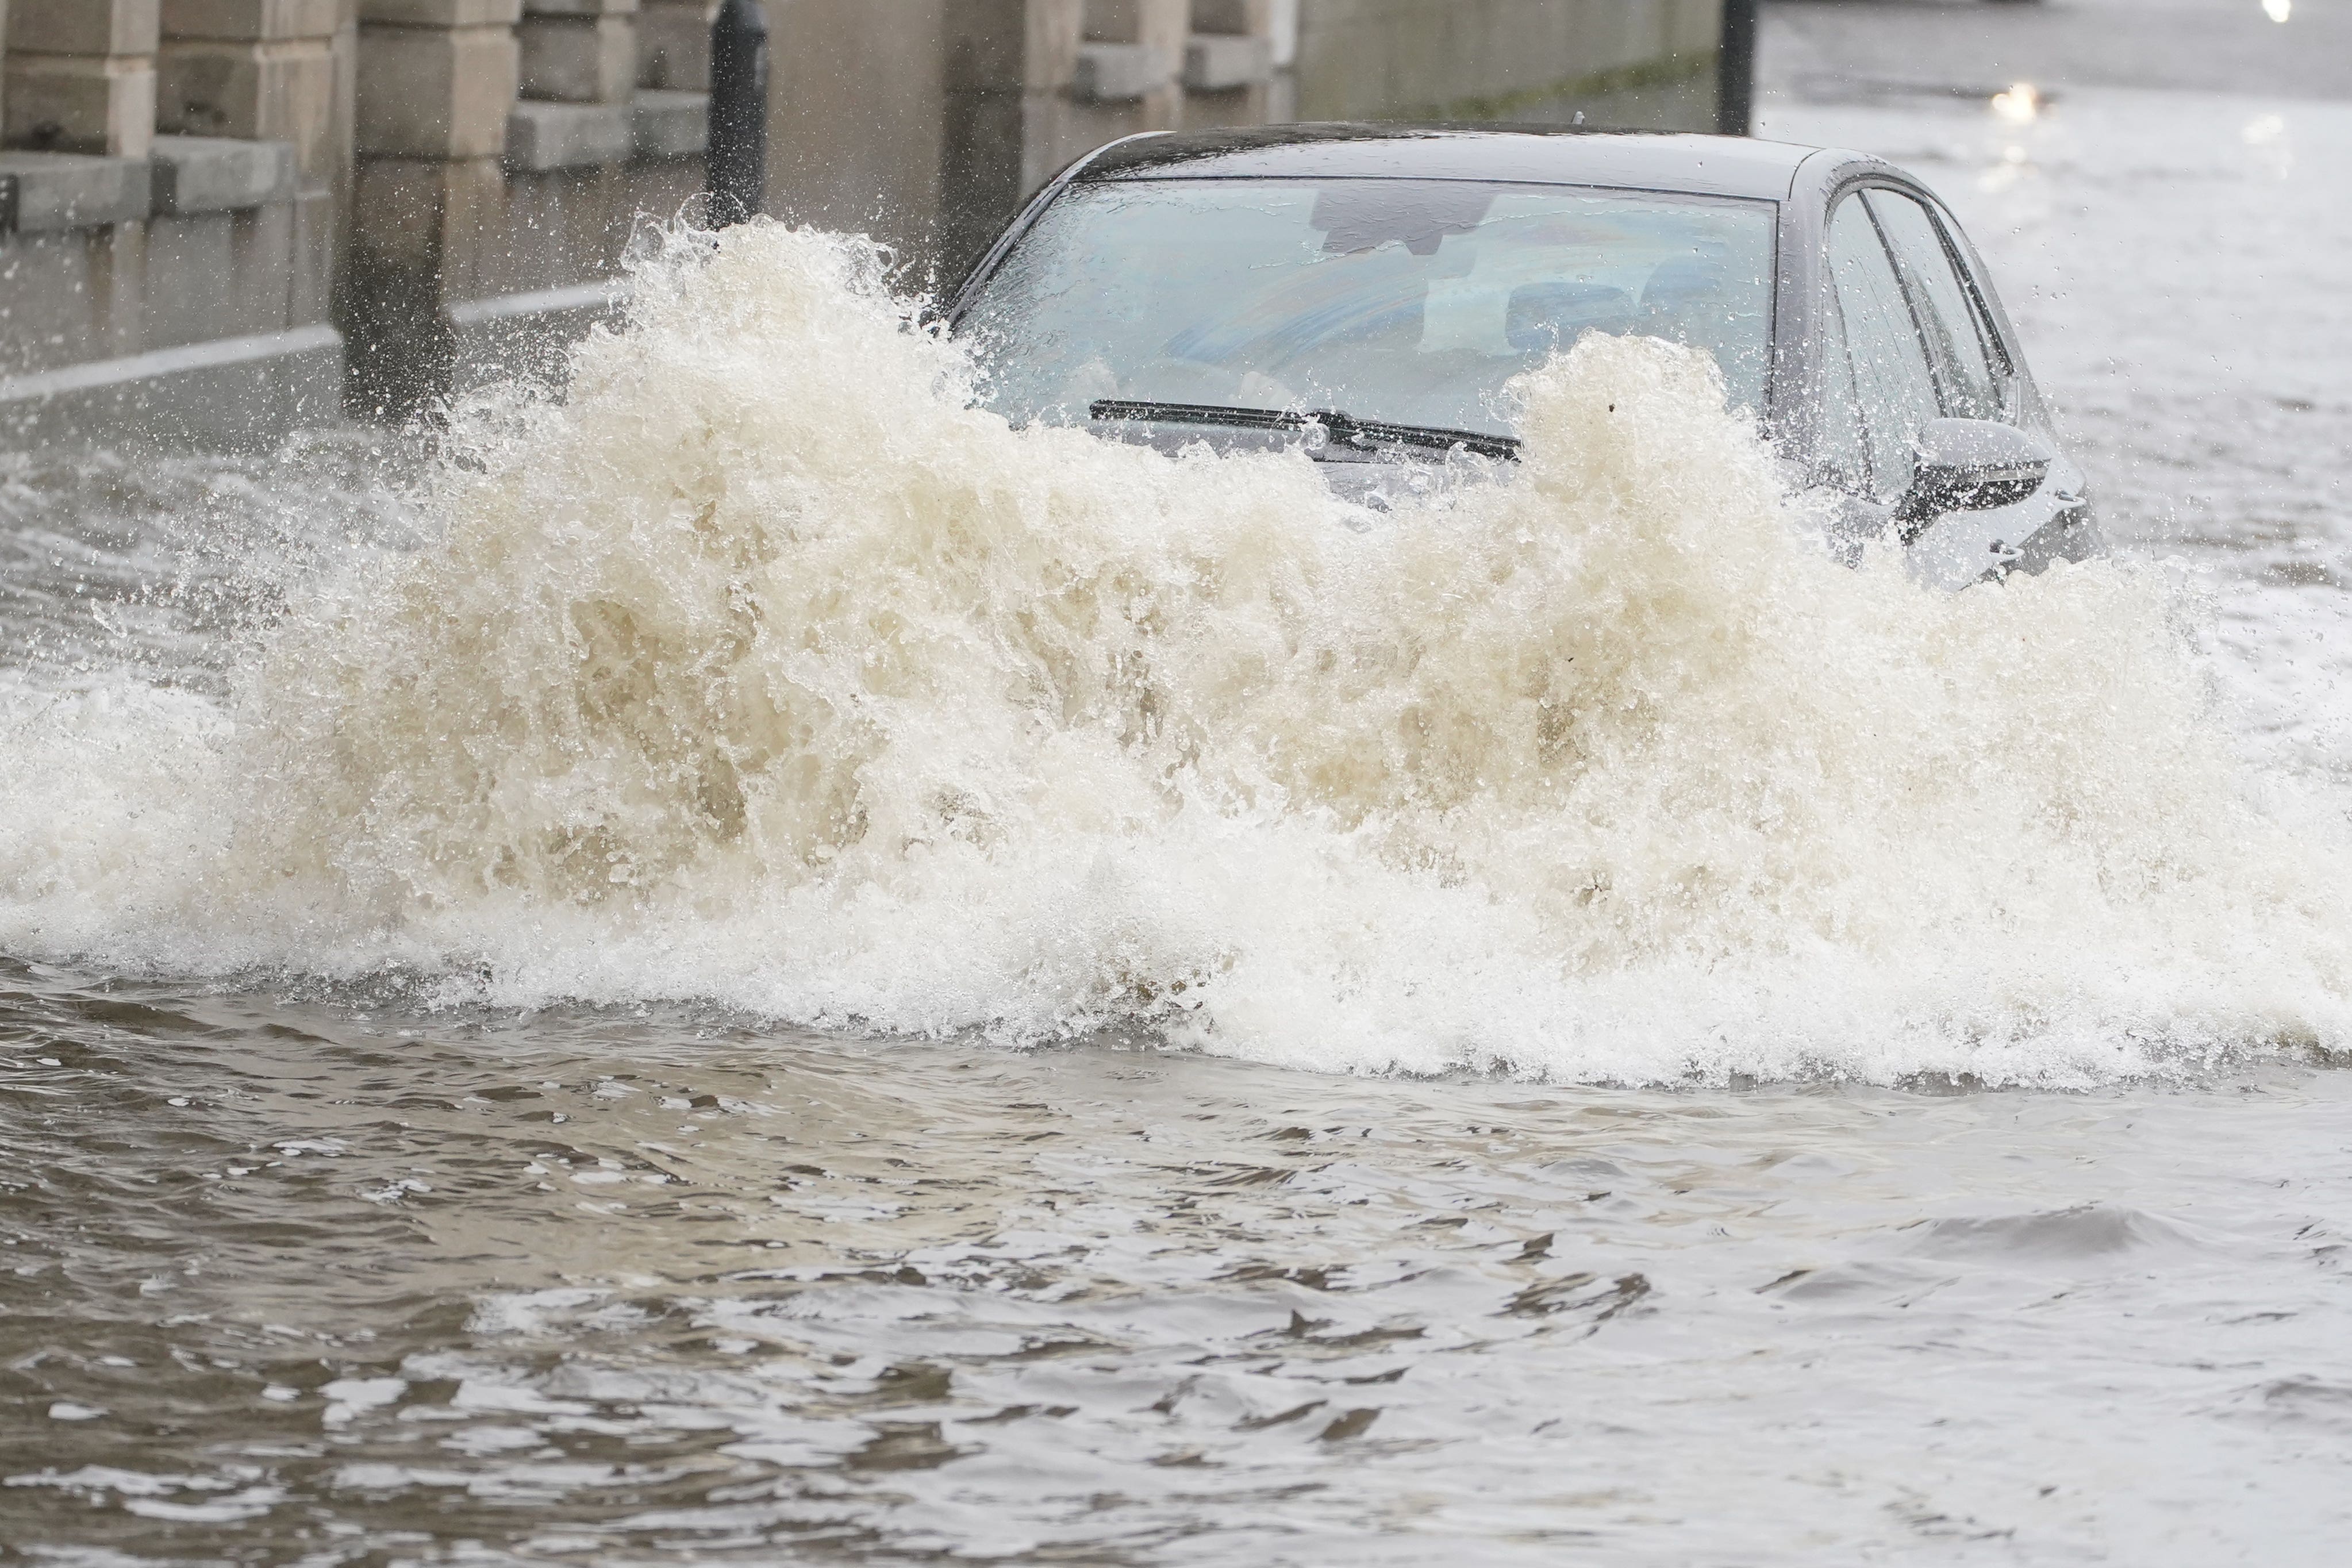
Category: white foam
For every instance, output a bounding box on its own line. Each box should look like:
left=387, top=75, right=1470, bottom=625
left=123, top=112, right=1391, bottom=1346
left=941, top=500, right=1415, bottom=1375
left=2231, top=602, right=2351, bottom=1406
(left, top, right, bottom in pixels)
left=2, top=223, right=2347, bottom=1085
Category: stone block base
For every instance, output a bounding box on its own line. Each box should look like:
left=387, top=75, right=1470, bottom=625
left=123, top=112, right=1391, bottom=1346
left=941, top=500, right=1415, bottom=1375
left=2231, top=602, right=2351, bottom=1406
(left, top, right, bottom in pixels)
left=150, top=133, right=298, bottom=214
left=158, top=39, right=340, bottom=185
left=1183, top=32, right=1272, bottom=93
left=518, top=14, right=635, bottom=103
left=355, top=23, right=519, bottom=158
left=506, top=99, right=631, bottom=171
left=3, top=56, right=160, bottom=159
left=629, top=87, right=704, bottom=159
left=0, top=151, right=155, bottom=233
left=1073, top=43, right=1172, bottom=104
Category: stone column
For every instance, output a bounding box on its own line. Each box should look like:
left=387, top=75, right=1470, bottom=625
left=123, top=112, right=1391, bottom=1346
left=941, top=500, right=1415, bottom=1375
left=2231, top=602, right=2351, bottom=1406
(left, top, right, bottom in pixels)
left=1073, top=0, right=1183, bottom=134
left=1183, top=0, right=1273, bottom=128
left=508, top=0, right=635, bottom=172
left=151, top=0, right=343, bottom=341
left=3, top=0, right=160, bottom=158
left=630, top=0, right=708, bottom=173
left=940, top=0, right=1080, bottom=274
left=353, top=0, right=517, bottom=161
left=342, top=0, right=520, bottom=414
left=635, top=0, right=710, bottom=91
left=763, top=0, right=954, bottom=262
left=1264, top=0, right=1296, bottom=121
left=330, top=0, right=358, bottom=212
left=144, top=2, right=343, bottom=385
left=157, top=2, right=345, bottom=187
left=518, top=0, right=633, bottom=104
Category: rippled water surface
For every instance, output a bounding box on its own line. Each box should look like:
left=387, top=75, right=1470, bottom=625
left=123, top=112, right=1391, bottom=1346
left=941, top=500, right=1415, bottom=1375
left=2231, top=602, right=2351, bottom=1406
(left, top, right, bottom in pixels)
left=7, top=46, right=2352, bottom=1568
left=9, top=974, right=2352, bottom=1563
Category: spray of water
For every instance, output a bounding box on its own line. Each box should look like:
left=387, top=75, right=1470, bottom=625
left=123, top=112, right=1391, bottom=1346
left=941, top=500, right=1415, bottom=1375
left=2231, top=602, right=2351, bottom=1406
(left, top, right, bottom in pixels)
left=2, top=224, right=2345, bottom=1083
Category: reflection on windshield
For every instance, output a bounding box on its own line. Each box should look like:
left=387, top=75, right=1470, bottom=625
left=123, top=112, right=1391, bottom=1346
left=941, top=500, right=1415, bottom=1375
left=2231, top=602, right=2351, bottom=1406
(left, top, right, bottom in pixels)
left=959, top=178, right=1777, bottom=440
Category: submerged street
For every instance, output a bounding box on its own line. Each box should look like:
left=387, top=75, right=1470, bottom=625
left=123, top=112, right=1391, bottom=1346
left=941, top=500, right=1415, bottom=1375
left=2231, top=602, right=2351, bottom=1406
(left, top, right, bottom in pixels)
left=5, top=2, right=2351, bottom=1563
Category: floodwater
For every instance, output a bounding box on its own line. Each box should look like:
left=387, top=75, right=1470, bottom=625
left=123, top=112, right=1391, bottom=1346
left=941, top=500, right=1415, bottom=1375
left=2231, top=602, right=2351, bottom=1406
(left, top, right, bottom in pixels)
left=6, top=55, right=2352, bottom=1568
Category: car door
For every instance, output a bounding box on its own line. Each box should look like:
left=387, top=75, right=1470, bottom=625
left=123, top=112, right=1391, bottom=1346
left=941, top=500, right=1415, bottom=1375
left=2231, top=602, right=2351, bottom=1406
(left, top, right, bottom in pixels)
left=1861, top=187, right=2084, bottom=585
left=1818, top=187, right=2082, bottom=587
left=1819, top=191, right=1939, bottom=552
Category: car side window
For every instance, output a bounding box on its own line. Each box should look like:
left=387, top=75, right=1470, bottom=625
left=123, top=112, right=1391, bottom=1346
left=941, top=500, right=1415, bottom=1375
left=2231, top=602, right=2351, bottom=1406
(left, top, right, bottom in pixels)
left=1811, top=272, right=1871, bottom=494
left=1862, top=190, right=2006, bottom=422
left=1827, top=195, right=1939, bottom=499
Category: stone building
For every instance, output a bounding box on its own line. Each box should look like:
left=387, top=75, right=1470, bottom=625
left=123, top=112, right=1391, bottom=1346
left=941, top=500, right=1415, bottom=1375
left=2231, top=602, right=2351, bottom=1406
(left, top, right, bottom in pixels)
left=0, top=0, right=1730, bottom=446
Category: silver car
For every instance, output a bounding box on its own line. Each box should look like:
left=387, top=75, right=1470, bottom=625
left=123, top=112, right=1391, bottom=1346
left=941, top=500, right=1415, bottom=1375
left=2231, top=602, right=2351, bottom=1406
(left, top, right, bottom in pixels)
left=950, top=124, right=2095, bottom=586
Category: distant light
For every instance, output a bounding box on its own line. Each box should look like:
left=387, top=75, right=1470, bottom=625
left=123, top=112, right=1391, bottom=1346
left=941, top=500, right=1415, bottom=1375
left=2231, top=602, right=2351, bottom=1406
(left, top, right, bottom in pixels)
left=1990, top=83, right=2042, bottom=124
left=2263, top=0, right=2291, bottom=21
left=2243, top=113, right=2285, bottom=145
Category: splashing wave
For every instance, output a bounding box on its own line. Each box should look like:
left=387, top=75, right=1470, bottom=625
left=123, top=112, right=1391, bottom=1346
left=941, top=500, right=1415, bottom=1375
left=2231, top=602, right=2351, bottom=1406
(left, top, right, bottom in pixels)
left=3, top=224, right=2346, bottom=1084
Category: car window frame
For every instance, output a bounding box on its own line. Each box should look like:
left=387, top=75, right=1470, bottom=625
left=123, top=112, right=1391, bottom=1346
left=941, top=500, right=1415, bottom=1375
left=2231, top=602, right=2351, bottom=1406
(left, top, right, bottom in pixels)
left=1904, top=189, right=2019, bottom=389
left=1823, top=187, right=1947, bottom=500
left=1857, top=186, right=2015, bottom=425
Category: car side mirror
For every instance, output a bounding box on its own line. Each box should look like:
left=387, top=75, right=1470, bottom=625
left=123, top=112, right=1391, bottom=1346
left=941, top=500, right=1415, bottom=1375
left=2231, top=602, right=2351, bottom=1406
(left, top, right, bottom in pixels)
left=1894, top=418, right=2054, bottom=544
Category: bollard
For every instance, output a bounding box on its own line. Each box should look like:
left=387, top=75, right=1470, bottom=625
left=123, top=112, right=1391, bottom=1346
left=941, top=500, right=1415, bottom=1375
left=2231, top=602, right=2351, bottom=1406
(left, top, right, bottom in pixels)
left=707, top=0, right=773, bottom=226
left=1717, top=0, right=1759, bottom=137
left=0, top=175, right=17, bottom=239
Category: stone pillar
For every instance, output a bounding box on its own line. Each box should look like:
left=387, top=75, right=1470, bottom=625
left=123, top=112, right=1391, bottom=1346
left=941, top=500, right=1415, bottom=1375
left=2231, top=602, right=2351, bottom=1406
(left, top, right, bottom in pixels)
left=518, top=0, right=633, bottom=105
left=1073, top=0, right=1183, bottom=133
left=762, top=0, right=954, bottom=262
left=1264, top=0, right=1296, bottom=120
left=157, top=0, right=345, bottom=189
left=330, top=0, right=358, bottom=211
left=3, top=0, right=160, bottom=158
left=508, top=0, right=633, bottom=176
left=635, top=0, right=710, bottom=90
left=940, top=0, right=1079, bottom=274
left=354, top=0, right=517, bottom=160
left=342, top=0, right=519, bottom=414
left=149, top=2, right=345, bottom=376
left=1182, top=0, right=1273, bottom=128
left=505, top=0, right=634, bottom=290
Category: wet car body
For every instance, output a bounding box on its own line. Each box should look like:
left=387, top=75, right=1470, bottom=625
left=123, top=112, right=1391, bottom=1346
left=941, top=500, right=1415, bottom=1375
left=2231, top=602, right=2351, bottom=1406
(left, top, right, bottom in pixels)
left=948, top=124, right=2097, bottom=587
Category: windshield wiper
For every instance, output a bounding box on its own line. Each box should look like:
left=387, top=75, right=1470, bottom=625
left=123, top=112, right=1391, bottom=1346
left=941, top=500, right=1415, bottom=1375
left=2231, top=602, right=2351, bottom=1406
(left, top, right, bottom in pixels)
left=1090, top=399, right=1520, bottom=463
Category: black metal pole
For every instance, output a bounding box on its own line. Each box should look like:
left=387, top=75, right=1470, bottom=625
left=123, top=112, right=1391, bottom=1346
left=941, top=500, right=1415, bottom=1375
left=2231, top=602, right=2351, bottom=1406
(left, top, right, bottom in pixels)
left=1717, top=0, right=1759, bottom=137
left=708, top=0, right=771, bottom=226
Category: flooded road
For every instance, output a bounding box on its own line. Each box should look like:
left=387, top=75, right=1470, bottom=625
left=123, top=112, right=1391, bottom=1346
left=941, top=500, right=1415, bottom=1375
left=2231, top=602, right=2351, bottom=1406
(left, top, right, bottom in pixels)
left=9, top=983, right=2352, bottom=1564
left=7, top=4, right=2352, bottom=1563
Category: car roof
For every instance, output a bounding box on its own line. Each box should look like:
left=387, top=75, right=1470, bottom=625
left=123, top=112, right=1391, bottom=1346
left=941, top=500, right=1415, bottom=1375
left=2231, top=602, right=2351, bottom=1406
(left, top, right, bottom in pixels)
left=1075, top=124, right=1820, bottom=203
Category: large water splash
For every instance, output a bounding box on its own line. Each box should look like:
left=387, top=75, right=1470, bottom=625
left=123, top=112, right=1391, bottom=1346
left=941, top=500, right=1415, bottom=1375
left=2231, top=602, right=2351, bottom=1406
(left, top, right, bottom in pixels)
left=2, top=224, right=2346, bottom=1083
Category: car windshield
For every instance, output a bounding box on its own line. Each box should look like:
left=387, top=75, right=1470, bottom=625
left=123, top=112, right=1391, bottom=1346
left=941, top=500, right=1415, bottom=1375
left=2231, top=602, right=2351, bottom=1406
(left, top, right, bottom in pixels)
left=959, top=177, right=1778, bottom=442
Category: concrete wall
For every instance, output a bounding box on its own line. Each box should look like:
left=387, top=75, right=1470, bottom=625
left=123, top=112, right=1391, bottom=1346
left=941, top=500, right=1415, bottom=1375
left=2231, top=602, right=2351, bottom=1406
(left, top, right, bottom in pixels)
left=2, top=0, right=1734, bottom=445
